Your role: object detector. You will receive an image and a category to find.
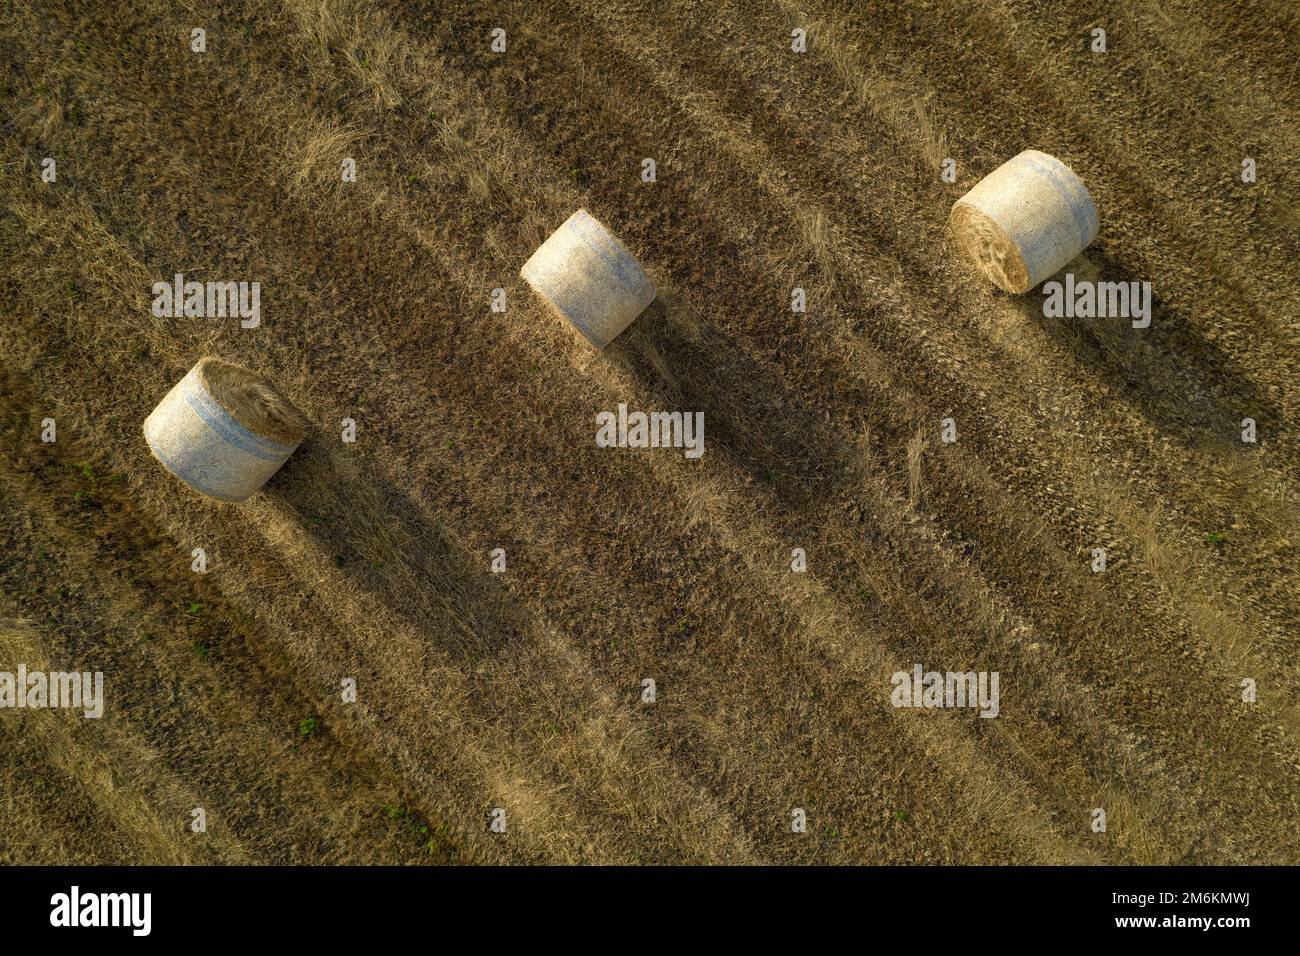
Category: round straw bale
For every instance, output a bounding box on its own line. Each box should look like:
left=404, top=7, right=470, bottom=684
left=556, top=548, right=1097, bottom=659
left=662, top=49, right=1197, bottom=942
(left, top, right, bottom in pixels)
left=950, top=149, right=1099, bottom=293
left=520, top=208, right=656, bottom=349
left=143, top=357, right=305, bottom=502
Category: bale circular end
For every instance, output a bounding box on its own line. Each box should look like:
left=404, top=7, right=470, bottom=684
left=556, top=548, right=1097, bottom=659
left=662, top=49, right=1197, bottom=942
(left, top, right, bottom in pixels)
left=520, top=209, right=656, bottom=349
left=143, top=357, right=305, bottom=502
left=949, top=201, right=1032, bottom=294
left=950, top=149, right=1099, bottom=293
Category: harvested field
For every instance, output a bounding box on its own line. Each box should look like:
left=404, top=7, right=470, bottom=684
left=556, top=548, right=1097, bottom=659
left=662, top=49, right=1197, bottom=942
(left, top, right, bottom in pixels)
left=1, top=0, right=1298, bottom=865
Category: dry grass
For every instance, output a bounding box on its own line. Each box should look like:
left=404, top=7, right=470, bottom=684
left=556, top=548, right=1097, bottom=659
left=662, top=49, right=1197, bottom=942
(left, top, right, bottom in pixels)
left=906, top=428, right=926, bottom=504
left=1, top=0, right=1297, bottom=865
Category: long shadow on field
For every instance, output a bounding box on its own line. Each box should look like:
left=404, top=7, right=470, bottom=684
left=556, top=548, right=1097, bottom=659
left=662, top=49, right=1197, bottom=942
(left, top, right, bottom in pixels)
left=265, top=290, right=900, bottom=671
left=267, top=435, right=526, bottom=665
left=607, top=294, right=891, bottom=513
left=1004, top=246, right=1281, bottom=454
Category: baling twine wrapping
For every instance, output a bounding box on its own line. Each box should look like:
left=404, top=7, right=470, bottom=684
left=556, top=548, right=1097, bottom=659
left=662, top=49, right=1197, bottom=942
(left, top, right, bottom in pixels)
left=520, top=209, right=656, bottom=349
left=950, top=149, right=1099, bottom=293
left=143, top=357, right=304, bottom=502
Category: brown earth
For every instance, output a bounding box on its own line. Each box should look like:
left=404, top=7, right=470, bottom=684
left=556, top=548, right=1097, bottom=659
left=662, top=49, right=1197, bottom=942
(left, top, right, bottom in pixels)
left=0, top=0, right=1297, bottom=864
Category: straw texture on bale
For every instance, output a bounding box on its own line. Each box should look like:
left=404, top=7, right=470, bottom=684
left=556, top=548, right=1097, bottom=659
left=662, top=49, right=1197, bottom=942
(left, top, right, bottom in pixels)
left=143, top=357, right=305, bottom=502
left=950, top=149, right=1099, bottom=293
left=520, top=208, right=656, bottom=349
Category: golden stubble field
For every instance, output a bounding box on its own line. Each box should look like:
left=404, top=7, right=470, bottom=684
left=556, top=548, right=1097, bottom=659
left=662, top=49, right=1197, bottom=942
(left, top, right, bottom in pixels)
left=1, top=0, right=1298, bottom=864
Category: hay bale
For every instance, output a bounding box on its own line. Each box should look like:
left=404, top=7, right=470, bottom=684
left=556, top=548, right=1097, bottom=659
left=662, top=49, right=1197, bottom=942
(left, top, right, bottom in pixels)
left=520, top=208, right=656, bottom=349
left=950, top=149, right=1099, bottom=293
left=143, top=357, right=305, bottom=502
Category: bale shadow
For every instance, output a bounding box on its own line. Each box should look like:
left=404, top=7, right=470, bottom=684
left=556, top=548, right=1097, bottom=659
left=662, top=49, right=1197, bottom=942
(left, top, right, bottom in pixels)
left=1011, top=244, right=1280, bottom=454
left=607, top=293, right=891, bottom=515
left=265, top=433, right=527, bottom=666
